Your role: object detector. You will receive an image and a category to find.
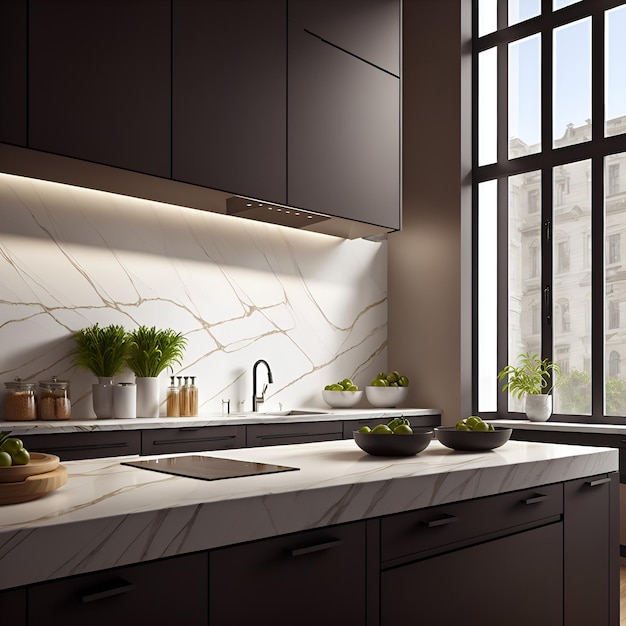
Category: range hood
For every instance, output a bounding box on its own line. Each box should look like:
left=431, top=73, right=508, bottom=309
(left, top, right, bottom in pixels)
left=0, top=144, right=393, bottom=240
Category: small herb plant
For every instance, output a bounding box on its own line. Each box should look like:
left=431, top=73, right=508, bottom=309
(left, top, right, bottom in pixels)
left=497, top=352, right=561, bottom=398
left=126, top=325, right=187, bottom=378
left=71, top=323, right=129, bottom=378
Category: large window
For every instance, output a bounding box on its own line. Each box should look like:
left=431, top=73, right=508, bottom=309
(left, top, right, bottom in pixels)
left=475, top=0, right=626, bottom=422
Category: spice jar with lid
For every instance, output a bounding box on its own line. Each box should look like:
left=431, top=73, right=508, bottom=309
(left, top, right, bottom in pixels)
left=4, top=378, right=37, bottom=421
left=38, top=376, right=71, bottom=420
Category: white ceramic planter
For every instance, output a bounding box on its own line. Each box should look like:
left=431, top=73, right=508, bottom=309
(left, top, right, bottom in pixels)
left=92, top=377, right=113, bottom=419
left=113, top=383, right=137, bottom=419
left=525, top=394, right=552, bottom=422
left=135, top=377, right=160, bottom=418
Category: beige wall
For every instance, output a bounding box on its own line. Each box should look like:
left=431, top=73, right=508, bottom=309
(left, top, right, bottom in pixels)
left=389, top=0, right=472, bottom=426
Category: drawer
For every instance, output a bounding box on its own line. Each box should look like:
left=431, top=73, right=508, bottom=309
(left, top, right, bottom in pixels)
left=380, top=482, right=563, bottom=564
left=28, top=553, right=208, bottom=626
left=141, top=425, right=245, bottom=455
left=246, top=421, right=343, bottom=447
left=20, top=430, right=141, bottom=461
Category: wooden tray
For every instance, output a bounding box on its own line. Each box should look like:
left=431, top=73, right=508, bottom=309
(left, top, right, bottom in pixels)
left=0, top=452, right=60, bottom=483
left=0, top=465, right=67, bottom=505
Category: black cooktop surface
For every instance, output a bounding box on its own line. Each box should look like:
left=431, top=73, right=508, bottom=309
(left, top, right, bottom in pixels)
left=122, top=455, right=299, bottom=481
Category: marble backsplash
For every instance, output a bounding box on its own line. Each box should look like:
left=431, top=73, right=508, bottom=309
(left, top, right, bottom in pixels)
left=0, top=173, right=387, bottom=419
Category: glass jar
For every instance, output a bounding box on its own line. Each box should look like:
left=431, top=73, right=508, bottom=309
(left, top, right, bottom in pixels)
left=166, top=376, right=180, bottom=417
left=38, top=376, right=71, bottom=420
left=4, top=378, right=37, bottom=421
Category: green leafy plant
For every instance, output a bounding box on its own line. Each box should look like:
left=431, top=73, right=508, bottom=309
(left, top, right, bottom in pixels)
left=497, top=352, right=561, bottom=399
left=71, top=323, right=129, bottom=378
left=126, top=325, right=187, bottom=378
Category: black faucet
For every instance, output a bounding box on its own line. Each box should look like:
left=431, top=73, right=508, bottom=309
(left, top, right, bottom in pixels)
left=252, top=359, right=273, bottom=411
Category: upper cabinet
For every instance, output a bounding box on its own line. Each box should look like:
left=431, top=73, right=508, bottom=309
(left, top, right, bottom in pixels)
left=289, top=0, right=400, bottom=77
left=28, top=0, right=171, bottom=178
left=287, top=0, right=401, bottom=230
left=172, top=0, right=287, bottom=204
left=0, top=0, right=27, bottom=146
left=0, top=0, right=401, bottom=237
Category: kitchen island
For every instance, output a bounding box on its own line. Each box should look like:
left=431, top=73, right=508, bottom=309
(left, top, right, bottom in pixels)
left=0, top=438, right=619, bottom=625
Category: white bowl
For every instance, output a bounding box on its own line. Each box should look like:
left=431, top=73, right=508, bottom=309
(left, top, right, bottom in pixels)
left=322, top=389, right=363, bottom=408
left=365, top=385, right=409, bottom=408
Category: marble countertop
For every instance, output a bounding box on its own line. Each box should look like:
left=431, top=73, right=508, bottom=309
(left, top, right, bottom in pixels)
left=491, top=419, right=626, bottom=435
left=0, top=407, right=441, bottom=435
left=0, top=437, right=618, bottom=590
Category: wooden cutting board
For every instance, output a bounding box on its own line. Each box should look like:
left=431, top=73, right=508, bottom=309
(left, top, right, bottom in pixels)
left=0, top=465, right=68, bottom=505
left=0, top=452, right=60, bottom=483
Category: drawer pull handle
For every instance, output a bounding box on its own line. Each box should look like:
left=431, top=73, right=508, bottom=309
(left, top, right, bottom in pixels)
left=423, top=514, right=458, bottom=528
left=154, top=435, right=235, bottom=446
left=81, top=578, right=136, bottom=603
left=290, top=539, right=343, bottom=557
left=587, top=477, right=611, bottom=487
left=524, top=494, right=548, bottom=505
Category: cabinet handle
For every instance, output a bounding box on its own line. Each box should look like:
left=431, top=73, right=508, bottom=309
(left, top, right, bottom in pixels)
left=586, top=477, right=611, bottom=487
left=290, top=539, right=343, bottom=557
left=524, top=494, right=548, bottom=505
left=154, top=435, right=235, bottom=446
left=80, top=577, right=136, bottom=603
left=422, top=514, right=458, bottom=528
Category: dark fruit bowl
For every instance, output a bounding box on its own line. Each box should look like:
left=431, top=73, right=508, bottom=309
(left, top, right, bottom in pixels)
left=435, top=426, right=512, bottom=451
left=353, top=428, right=433, bottom=457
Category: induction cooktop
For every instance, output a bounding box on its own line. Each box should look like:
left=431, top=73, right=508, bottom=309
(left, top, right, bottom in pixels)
left=122, top=455, right=299, bottom=481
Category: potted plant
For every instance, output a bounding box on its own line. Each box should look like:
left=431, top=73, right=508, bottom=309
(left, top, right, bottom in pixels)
left=71, top=323, right=130, bottom=419
left=497, top=352, right=561, bottom=421
left=126, top=325, right=187, bottom=417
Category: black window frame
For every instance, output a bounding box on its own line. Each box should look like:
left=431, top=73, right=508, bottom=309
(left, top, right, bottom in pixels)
left=472, top=0, right=626, bottom=424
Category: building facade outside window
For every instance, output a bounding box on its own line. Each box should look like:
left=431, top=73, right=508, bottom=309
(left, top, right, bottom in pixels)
left=475, top=0, right=626, bottom=422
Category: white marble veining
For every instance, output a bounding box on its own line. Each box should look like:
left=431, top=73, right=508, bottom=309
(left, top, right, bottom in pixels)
left=1, top=407, right=440, bottom=435
left=0, top=438, right=618, bottom=590
left=0, top=173, right=389, bottom=420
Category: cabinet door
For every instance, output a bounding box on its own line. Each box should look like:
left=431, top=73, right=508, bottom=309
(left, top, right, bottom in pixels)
left=288, top=25, right=400, bottom=229
left=210, top=521, right=366, bottom=626
left=173, top=0, right=286, bottom=203
left=20, top=431, right=141, bottom=461
left=29, top=0, right=171, bottom=177
left=564, top=474, right=618, bottom=626
left=0, top=588, right=26, bottom=626
left=0, top=0, right=27, bottom=146
left=289, top=0, right=400, bottom=76
left=141, top=425, right=246, bottom=455
left=381, top=522, right=563, bottom=626
left=28, top=553, right=208, bottom=626
left=246, top=421, right=343, bottom=447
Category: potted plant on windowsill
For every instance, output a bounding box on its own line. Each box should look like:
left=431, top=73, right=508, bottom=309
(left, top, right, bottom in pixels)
left=71, top=323, right=129, bottom=418
left=497, top=352, right=561, bottom=422
left=126, top=325, right=187, bottom=417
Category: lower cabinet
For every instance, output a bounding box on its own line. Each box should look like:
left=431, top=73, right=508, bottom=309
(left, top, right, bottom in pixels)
left=209, top=521, right=367, bottom=626
left=27, top=552, right=208, bottom=626
left=0, top=474, right=617, bottom=625
left=0, top=588, right=26, bottom=626
left=381, top=523, right=562, bottom=626
left=141, top=425, right=246, bottom=455
left=246, top=421, right=343, bottom=446
left=19, top=430, right=141, bottom=461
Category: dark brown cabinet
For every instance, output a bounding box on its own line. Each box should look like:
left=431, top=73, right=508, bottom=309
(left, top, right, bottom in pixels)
left=564, top=475, right=619, bottom=626
left=28, top=553, right=208, bottom=626
left=287, top=7, right=400, bottom=229
left=0, top=588, right=26, bottom=626
left=290, top=0, right=400, bottom=76
left=19, top=430, right=141, bottom=461
left=172, top=0, right=286, bottom=204
left=0, top=0, right=27, bottom=146
left=381, top=523, right=563, bottom=626
left=28, top=0, right=171, bottom=177
left=141, top=424, right=246, bottom=455
left=247, top=420, right=343, bottom=446
left=210, top=521, right=366, bottom=626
